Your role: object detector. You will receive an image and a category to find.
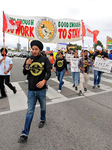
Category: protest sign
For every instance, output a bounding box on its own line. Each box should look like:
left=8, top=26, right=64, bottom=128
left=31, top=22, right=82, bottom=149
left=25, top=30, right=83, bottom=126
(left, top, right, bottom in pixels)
left=66, top=54, right=73, bottom=62
left=71, top=58, right=80, bottom=72
left=94, top=57, right=112, bottom=73
left=4, top=13, right=82, bottom=43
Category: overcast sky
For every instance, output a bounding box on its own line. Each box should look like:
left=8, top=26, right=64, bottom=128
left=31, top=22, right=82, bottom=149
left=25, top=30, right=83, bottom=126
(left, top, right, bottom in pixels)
left=0, top=0, right=112, bottom=50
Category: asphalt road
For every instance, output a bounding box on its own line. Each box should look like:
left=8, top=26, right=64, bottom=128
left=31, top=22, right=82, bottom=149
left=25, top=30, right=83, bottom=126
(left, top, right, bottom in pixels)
left=0, top=57, right=112, bottom=150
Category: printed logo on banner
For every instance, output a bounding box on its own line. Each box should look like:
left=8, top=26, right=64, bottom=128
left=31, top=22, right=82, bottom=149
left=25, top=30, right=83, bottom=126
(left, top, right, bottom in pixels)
left=35, top=17, right=57, bottom=42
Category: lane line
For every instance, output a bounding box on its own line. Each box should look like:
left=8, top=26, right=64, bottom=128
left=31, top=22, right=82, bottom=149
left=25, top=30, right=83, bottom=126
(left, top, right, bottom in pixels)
left=5, top=82, right=27, bottom=111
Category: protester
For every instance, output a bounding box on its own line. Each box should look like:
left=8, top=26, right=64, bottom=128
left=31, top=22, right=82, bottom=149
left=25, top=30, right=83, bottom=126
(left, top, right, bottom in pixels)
left=55, top=50, right=60, bottom=76
left=78, top=50, right=93, bottom=96
left=0, top=48, right=17, bottom=99
left=93, top=46, right=109, bottom=89
left=50, top=53, right=54, bottom=69
left=55, top=50, right=60, bottom=60
left=71, top=52, right=80, bottom=90
left=41, top=51, right=47, bottom=57
left=89, top=50, right=94, bottom=73
left=18, top=40, right=51, bottom=143
left=109, top=50, right=112, bottom=60
left=51, top=51, right=68, bottom=93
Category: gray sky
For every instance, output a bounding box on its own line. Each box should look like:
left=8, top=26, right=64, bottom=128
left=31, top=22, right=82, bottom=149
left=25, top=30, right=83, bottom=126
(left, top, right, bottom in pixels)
left=0, top=0, right=112, bottom=50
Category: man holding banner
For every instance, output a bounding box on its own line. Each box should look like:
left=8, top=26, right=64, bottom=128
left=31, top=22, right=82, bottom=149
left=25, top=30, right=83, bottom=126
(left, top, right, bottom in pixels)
left=93, top=46, right=109, bottom=89
left=0, top=48, right=17, bottom=99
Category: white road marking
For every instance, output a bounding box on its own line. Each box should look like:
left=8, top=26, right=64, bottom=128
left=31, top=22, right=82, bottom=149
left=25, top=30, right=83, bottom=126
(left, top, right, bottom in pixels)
left=1, top=73, right=112, bottom=115
left=5, top=82, right=27, bottom=111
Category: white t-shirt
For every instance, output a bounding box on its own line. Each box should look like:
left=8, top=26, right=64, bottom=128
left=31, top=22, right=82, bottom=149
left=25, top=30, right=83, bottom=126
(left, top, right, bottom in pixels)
left=0, top=56, right=13, bottom=75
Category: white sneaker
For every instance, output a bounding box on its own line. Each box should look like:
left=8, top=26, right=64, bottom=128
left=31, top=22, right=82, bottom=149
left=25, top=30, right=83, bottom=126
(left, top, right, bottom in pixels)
left=58, top=90, right=61, bottom=93
left=25, top=80, right=28, bottom=83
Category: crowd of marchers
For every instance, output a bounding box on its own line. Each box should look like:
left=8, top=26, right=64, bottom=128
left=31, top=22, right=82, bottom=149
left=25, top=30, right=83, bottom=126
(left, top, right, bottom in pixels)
left=0, top=40, right=111, bottom=143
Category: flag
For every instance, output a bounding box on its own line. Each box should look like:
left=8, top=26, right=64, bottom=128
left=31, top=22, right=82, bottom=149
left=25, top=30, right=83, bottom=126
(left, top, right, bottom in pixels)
left=82, top=22, right=99, bottom=44
left=3, top=12, right=21, bottom=32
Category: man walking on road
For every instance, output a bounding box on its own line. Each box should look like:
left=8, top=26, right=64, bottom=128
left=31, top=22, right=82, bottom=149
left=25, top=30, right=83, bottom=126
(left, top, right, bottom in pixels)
left=18, top=40, right=51, bottom=143
left=93, top=46, right=109, bottom=89
left=78, top=50, right=93, bottom=96
left=0, top=48, right=17, bottom=99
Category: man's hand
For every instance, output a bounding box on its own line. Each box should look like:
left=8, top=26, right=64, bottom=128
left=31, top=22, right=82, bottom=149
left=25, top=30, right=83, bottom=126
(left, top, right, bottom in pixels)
left=3, top=56, right=6, bottom=60
left=65, top=71, right=68, bottom=75
left=26, top=58, right=33, bottom=65
left=36, top=80, right=45, bottom=88
left=4, top=71, right=8, bottom=74
left=81, top=68, right=85, bottom=71
left=51, top=67, right=54, bottom=72
left=104, top=57, right=108, bottom=60
left=83, top=61, right=86, bottom=64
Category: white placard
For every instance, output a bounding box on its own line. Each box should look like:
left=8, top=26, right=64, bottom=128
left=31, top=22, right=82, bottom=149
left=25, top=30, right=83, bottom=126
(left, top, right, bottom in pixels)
left=71, top=58, right=80, bottom=72
left=66, top=54, right=73, bottom=62
left=94, top=57, right=112, bottom=73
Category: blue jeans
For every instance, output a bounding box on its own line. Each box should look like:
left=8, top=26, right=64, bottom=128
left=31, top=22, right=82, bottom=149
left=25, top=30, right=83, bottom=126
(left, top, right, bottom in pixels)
left=94, top=70, right=103, bottom=85
left=90, top=66, right=93, bottom=72
left=21, top=89, right=46, bottom=136
left=71, top=72, right=80, bottom=86
left=57, top=69, right=65, bottom=90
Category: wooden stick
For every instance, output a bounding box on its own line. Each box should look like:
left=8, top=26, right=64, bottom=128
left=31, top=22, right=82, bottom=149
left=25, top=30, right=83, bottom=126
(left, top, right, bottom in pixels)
left=3, top=11, right=6, bottom=72
left=81, top=19, right=85, bottom=74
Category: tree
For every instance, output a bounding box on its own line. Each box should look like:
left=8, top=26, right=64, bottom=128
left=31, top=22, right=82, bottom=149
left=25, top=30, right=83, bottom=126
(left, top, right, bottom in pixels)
left=93, top=40, right=104, bottom=51
left=67, top=43, right=81, bottom=51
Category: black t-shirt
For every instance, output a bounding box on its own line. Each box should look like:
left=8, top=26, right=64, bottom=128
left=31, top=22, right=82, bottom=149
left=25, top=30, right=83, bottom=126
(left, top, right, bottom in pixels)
left=56, top=54, right=60, bottom=60
left=93, top=51, right=109, bottom=60
left=89, top=53, right=94, bottom=61
left=54, top=58, right=67, bottom=71
left=23, top=55, right=51, bottom=91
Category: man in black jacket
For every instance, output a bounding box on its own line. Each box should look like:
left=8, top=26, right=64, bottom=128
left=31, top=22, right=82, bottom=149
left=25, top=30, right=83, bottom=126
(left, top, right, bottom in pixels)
left=18, top=40, right=51, bottom=143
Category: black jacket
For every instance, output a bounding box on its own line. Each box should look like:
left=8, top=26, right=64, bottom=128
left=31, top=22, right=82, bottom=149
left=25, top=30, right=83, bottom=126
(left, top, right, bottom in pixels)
left=23, top=55, right=51, bottom=91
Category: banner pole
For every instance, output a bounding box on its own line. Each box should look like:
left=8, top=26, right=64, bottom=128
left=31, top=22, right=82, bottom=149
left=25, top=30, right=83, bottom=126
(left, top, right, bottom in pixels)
left=3, top=11, right=6, bottom=72
left=81, top=19, right=85, bottom=74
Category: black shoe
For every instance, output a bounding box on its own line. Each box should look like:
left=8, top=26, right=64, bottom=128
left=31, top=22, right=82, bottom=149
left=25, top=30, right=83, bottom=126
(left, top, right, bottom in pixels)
left=79, top=90, right=82, bottom=96
left=18, top=135, right=28, bottom=143
left=73, top=84, right=75, bottom=87
left=38, top=120, right=46, bottom=128
left=93, top=86, right=96, bottom=89
left=97, top=85, right=100, bottom=88
left=84, top=88, right=87, bottom=91
left=0, top=95, right=7, bottom=99
left=75, top=86, right=78, bottom=90
left=13, top=87, right=17, bottom=94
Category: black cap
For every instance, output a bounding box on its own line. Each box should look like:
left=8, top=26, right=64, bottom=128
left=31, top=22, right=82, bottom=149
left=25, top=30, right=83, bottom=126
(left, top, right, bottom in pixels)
left=30, top=40, right=43, bottom=51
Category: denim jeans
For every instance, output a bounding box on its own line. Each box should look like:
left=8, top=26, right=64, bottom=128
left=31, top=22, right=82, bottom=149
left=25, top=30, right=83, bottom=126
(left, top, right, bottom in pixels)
left=94, top=70, right=103, bottom=85
left=90, top=66, right=93, bottom=72
left=71, top=72, right=80, bottom=86
left=21, top=89, right=46, bottom=136
left=57, top=69, right=65, bottom=90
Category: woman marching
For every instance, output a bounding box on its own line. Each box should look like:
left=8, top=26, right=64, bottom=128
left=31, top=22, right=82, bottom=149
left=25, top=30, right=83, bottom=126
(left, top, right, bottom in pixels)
left=70, top=51, right=80, bottom=90
left=51, top=51, right=68, bottom=93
